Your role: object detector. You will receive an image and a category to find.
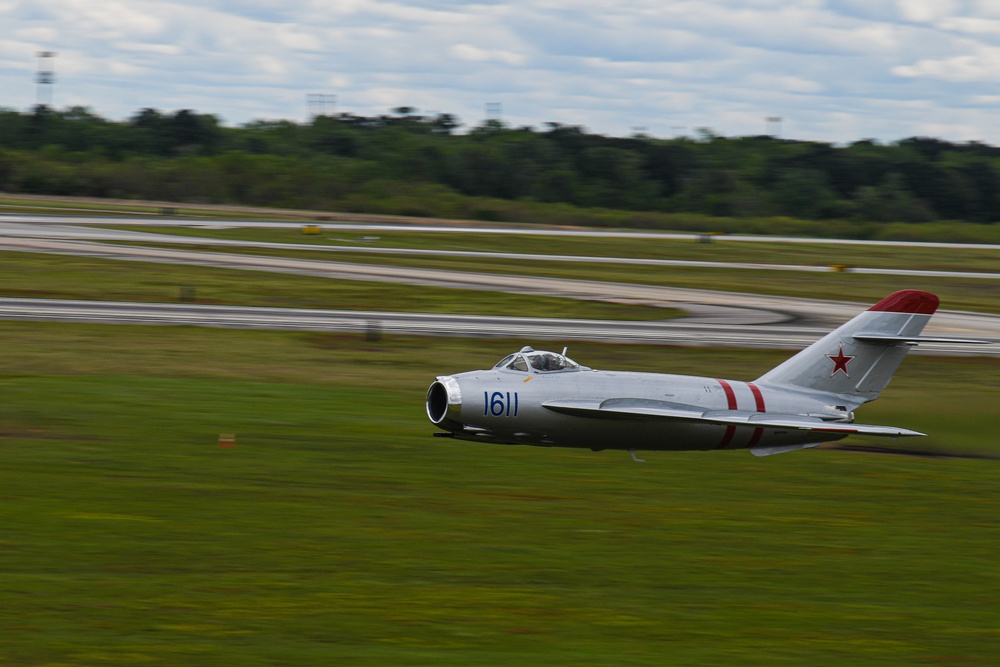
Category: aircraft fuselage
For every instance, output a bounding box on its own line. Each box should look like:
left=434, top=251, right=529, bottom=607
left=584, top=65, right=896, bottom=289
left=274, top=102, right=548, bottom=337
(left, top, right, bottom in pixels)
left=428, top=367, right=850, bottom=452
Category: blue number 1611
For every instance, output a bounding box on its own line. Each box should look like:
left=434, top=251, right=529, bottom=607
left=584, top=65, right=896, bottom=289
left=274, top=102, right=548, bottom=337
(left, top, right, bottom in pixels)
left=485, top=391, right=519, bottom=417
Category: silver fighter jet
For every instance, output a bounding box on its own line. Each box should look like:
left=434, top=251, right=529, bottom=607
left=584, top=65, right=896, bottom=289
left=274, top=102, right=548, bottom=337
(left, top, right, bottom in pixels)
left=426, top=290, right=982, bottom=457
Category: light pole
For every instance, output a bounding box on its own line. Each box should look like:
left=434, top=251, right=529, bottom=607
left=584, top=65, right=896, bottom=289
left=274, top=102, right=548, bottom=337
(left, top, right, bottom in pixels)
left=766, top=116, right=783, bottom=137
left=36, top=51, right=57, bottom=107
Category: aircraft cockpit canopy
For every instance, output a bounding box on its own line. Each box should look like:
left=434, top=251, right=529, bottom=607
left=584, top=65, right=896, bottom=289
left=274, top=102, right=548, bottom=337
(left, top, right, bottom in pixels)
left=493, top=346, right=589, bottom=373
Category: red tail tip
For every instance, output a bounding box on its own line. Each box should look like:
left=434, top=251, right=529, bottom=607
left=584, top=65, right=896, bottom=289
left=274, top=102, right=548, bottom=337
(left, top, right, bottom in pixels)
left=868, top=290, right=939, bottom=315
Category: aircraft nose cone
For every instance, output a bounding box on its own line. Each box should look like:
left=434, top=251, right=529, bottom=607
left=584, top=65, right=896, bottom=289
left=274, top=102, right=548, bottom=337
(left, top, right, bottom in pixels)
left=426, top=376, right=462, bottom=425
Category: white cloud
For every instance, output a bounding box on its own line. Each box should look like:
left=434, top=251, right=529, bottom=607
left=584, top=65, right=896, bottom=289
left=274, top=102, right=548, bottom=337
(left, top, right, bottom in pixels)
left=893, top=44, right=1000, bottom=82
left=895, top=0, right=960, bottom=24
left=970, top=0, right=1000, bottom=19
left=60, top=0, right=165, bottom=37
left=1, top=0, right=1000, bottom=143
left=749, top=74, right=825, bottom=94
left=938, top=17, right=1000, bottom=36
left=116, top=41, right=182, bottom=55
left=252, top=55, right=287, bottom=77
left=108, top=61, right=145, bottom=76
left=274, top=26, right=325, bottom=52
left=325, top=74, right=353, bottom=89
left=450, top=43, right=526, bottom=66
left=14, top=26, right=59, bottom=42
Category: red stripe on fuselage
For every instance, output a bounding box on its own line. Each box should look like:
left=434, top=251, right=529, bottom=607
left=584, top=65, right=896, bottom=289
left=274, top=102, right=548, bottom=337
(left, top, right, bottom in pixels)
left=747, top=382, right=766, bottom=447
left=748, top=382, right=766, bottom=413
left=717, top=379, right=738, bottom=410
left=715, top=380, right=738, bottom=448
left=714, top=380, right=767, bottom=449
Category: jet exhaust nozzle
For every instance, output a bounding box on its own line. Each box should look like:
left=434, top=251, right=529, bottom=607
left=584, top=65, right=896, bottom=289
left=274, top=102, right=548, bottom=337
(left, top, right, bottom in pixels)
left=427, top=376, right=462, bottom=426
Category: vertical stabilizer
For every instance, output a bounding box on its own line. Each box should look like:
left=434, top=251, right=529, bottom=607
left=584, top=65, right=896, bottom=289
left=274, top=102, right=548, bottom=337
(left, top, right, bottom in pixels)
left=754, top=291, right=939, bottom=406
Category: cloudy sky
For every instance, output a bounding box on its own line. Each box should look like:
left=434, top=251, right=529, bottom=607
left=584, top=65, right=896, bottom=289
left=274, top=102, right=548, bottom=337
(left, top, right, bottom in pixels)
left=3, top=0, right=1000, bottom=143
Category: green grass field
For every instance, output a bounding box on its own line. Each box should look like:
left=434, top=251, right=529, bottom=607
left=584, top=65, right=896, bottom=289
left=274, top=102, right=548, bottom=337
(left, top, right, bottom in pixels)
left=2, top=322, right=999, bottom=665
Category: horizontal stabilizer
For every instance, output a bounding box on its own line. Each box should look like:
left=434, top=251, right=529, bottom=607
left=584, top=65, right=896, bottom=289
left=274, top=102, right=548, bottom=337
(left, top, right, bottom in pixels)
left=852, top=332, right=989, bottom=345
left=542, top=398, right=925, bottom=438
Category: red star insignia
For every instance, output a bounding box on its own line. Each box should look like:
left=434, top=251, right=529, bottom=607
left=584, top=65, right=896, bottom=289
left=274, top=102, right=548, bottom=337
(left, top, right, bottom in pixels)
left=826, top=345, right=855, bottom=377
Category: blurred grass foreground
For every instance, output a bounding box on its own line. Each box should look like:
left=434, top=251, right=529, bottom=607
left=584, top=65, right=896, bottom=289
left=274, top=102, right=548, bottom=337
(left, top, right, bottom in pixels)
left=1, top=321, right=999, bottom=665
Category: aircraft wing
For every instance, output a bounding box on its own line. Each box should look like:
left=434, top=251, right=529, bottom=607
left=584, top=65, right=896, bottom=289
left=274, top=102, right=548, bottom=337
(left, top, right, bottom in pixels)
left=541, top=398, right=925, bottom=438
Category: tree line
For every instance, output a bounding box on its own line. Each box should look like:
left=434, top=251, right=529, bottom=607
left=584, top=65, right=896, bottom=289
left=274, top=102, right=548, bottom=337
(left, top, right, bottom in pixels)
left=2, top=104, right=1000, bottom=227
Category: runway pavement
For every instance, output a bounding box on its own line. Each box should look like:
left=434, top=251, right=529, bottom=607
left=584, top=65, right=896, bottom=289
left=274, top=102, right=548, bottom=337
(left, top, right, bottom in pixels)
left=1, top=216, right=998, bottom=353
left=0, top=219, right=997, bottom=281
left=0, top=297, right=996, bottom=356
left=5, top=213, right=1000, bottom=250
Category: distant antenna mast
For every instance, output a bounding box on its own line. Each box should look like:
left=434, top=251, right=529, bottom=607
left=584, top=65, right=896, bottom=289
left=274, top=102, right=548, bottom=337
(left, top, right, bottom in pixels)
left=35, top=51, right=57, bottom=107
left=307, top=93, right=336, bottom=119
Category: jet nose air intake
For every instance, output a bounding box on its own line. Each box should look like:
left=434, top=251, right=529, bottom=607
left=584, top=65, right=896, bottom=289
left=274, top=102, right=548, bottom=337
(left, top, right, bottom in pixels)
left=426, top=376, right=462, bottom=425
